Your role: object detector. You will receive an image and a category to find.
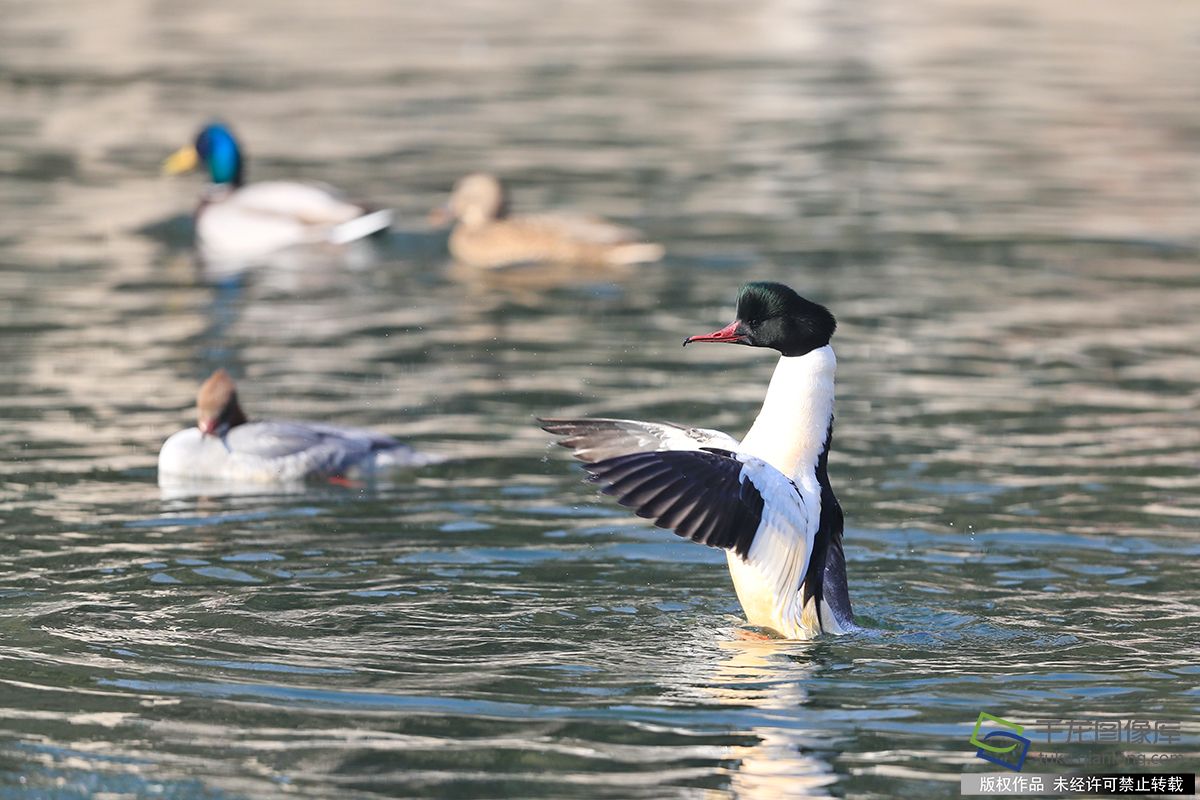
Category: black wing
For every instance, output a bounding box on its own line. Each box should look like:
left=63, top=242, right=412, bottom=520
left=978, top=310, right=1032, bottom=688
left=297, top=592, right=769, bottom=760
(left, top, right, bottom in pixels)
left=583, top=449, right=765, bottom=559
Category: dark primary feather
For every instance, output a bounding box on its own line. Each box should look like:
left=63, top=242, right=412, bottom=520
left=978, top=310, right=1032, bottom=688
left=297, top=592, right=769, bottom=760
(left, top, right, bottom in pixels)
left=583, top=449, right=765, bottom=559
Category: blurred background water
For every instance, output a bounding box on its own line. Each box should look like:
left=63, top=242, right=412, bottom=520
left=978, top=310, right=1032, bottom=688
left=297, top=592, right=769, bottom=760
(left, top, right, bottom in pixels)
left=2, top=0, right=1199, bottom=797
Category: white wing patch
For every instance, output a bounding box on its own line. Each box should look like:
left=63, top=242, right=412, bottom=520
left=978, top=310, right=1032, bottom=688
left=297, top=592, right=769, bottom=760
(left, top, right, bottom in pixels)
left=540, top=417, right=740, bottom=462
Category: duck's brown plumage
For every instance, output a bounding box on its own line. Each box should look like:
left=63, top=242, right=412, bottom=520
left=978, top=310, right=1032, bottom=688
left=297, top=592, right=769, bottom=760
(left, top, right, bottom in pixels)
left=441, top=173, right=664, bottom=269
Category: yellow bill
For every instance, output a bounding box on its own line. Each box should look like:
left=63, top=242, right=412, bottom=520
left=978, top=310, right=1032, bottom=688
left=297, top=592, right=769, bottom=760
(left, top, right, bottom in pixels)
left=162, top=145, right=199, bottom=175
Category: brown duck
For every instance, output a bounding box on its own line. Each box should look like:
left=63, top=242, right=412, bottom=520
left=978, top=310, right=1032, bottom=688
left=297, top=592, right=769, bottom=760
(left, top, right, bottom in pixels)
left=434, top=173, right=664, bottom=269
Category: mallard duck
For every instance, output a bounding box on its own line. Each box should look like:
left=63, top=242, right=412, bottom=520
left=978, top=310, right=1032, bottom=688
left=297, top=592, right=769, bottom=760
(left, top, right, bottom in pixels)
left=542, top=282, right=855, bottom=640
left=158, top=369, right=436, bottom=485
left=163, top=122, right=393, bottom=264
left=433, top=173, right=664, bottom=269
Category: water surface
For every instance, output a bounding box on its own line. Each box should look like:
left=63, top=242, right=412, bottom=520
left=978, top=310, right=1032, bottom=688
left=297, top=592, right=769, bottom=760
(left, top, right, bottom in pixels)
left=1, top=0, right=1199, bottom=797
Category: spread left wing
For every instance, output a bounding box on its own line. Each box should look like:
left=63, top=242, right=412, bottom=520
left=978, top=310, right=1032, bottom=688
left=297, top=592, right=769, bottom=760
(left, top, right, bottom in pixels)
left=540, top=417, right=740, bottom=463
left=582, top=449, right=812, bottom=575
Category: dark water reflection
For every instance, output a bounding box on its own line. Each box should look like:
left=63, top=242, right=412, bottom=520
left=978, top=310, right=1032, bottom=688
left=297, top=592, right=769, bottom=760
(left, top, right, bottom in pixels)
left=2, top=0, right=1199, bottom=797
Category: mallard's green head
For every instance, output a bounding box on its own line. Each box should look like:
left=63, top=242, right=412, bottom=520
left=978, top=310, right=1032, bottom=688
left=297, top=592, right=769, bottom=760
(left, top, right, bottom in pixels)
left=163, top=122, right=244, bottom=187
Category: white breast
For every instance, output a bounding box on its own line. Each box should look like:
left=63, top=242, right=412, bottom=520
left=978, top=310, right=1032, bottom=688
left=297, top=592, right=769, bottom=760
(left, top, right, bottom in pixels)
left=157, top=426, right=323, bottom=484
left=728, top=346, right=838, bottom=638
left=738, top=345, right=836, bottom=488
left=723, top=458, right=822, bottom=638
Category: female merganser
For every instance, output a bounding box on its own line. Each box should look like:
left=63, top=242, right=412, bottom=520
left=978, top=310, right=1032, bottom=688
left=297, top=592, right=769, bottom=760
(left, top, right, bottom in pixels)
left=433, top=173, right=664, bottom=269
left=158, top=369, right=434, bottom=486
left=163, top=122, right=393, bottom=264
left=542, top=282, right=854, bottom=639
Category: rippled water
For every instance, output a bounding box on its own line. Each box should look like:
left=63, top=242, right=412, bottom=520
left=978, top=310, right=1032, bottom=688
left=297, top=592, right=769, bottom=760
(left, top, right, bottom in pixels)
left=2, top=0, right=1199, bottom=797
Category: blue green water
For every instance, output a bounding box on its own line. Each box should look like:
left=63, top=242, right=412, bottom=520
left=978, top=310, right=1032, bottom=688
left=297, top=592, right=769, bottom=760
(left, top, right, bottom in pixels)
left=1, top=1, right=1198, bottom=797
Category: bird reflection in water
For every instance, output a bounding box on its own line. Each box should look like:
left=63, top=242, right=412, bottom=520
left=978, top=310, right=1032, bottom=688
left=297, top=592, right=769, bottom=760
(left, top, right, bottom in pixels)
left=699, top=636, right=838, bottom=800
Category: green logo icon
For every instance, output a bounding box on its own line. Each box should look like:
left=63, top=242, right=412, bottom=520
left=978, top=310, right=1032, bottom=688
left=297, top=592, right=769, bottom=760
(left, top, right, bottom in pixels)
left=971, top=712, right=1024, bottom=753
